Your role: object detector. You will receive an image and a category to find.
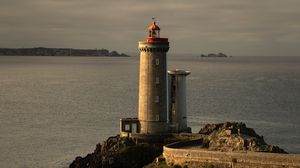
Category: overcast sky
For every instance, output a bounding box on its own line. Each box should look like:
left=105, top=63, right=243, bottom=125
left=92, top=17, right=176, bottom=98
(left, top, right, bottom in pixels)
left=0, top=0, right=299, bottom=56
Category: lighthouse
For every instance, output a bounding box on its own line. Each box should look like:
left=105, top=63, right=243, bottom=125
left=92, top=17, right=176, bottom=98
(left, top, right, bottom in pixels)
left=138, top=21, right=170, bottom=134
left=120, top=20, right=191, bottom=139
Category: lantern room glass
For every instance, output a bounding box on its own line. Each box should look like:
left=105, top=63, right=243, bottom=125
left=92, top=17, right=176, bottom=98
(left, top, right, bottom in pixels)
left=149, top=29, right=160, bottom=38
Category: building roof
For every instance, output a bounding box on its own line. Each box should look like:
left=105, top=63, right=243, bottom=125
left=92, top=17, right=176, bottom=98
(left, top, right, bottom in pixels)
left=148, top=22, right=160, bottom=31
left=168, top=69, right=191, bottom=76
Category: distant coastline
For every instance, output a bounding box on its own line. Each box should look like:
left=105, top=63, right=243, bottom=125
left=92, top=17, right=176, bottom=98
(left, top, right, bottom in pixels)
left=0, top=47, right=130, bottom=57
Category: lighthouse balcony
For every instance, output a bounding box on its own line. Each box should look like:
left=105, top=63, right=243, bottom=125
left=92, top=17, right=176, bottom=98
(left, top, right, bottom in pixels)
left=147, top=37, right=168, bottom=43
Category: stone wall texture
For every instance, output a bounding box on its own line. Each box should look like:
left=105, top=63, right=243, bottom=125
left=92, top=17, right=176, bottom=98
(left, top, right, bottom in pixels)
left=138, top=41, right=169, bottom=134
left=163, top=143, right=300, bottom=168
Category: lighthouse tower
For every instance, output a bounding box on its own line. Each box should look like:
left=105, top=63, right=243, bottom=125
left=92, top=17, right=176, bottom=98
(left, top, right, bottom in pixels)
left=119, top=20, right=191, bottom=139
left=138, top=20, right=170, bottom=134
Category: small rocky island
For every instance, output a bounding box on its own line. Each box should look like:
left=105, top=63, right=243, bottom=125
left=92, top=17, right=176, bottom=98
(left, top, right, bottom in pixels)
left=200, top=53, right=229, bottom=57
left=69, top=122, right=287, bottom=168
left=70, top=22, right=299, bottom=168
left=0, top=47, right=129, bottom=57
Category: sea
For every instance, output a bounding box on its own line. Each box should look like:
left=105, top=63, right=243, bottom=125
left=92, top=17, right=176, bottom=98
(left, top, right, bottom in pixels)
left=0, top=55, right=299, bottom=168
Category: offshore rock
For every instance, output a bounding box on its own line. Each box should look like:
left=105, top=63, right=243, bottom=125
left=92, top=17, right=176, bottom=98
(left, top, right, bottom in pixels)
left=199, top=122, right=287, bottom=153
left=200, top=53, right=228, bottom=57
left=70, top=122, right=287, bottom=168
left=69, top=135, right=162, bottom=168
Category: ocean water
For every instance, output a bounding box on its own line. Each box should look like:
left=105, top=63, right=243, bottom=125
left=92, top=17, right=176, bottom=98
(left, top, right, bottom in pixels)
left=0, top=55, right=299, bottom=168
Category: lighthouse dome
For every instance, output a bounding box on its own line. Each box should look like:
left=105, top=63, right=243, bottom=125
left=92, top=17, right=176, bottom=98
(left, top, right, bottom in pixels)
left=146, top=19, right=168, bottom=43
left=148, top=22, right=160, bottom=31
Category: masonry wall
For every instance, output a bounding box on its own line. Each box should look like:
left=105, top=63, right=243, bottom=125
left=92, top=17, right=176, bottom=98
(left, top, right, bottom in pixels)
left=138, top=41, right=169, bottom=134
left=163, top=143, right=300, bottom=168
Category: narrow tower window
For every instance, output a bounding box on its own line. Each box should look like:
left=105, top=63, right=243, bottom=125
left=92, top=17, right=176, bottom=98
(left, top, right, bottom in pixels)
left=155, top=77, right=159, bottom=84
left=155, top=58, right=159, bottom=65
left=155, top=96, right=159, bottom=103
left=156, top=115, right=159, bottom=121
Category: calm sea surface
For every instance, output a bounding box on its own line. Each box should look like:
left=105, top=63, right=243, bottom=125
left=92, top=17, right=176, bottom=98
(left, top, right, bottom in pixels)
left=0, top=55, right=299, bottom=168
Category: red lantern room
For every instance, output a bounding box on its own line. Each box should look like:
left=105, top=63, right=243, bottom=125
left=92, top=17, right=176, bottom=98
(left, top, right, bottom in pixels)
left=147, top=19, right=168, bottom=43
left=148, top=21, right=160, bottom=38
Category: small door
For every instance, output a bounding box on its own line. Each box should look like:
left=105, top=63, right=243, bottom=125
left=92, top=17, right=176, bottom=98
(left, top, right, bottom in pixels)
left=132, top=123, right=137, bottom=133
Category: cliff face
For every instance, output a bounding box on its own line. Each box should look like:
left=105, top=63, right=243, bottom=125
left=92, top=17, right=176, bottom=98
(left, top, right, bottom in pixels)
left=0, top=47, right=129, bottom=57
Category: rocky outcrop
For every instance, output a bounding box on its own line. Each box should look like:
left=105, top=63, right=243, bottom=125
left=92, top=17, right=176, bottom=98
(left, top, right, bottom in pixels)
left=69, top=135, right=162, bottom=168
left=70, top=122, right=287, bottom=168
left=200, top=53, right=228, bottom=57
left=199, top=122, right=287, bottom=153
left=108, top=50, right=128, bottom=57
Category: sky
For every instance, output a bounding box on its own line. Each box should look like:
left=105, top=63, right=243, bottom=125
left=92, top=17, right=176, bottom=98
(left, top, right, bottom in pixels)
left=0, top=0, right=299, bottom=56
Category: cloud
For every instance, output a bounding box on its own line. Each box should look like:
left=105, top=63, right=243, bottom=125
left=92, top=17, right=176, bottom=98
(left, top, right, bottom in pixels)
left=0, top=0, right=299, bottom=55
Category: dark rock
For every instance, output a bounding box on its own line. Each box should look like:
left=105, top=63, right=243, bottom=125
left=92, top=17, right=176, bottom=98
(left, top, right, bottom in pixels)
left=120, top=53, right=130, bottom=57
left=198, top=122, right=287, bottom=153
left=69, top=135, right=162, bottom=168
left=198, top=123, right=224, bottom=135
left=200, top=53, right=228, bottom=57
left=109, top=51, right=120, bottom=56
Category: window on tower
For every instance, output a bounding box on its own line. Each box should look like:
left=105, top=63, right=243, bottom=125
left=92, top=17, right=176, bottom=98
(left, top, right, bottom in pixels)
left=155, top=96, right=159, bottom=103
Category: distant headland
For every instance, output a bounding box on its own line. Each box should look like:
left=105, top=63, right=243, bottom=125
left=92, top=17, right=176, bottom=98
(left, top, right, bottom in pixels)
left=0, top=47, right=130, bottom=57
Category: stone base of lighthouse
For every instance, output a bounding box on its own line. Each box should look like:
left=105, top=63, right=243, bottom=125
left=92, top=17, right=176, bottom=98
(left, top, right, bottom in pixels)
left=139, top=121, right=169, bottom=134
